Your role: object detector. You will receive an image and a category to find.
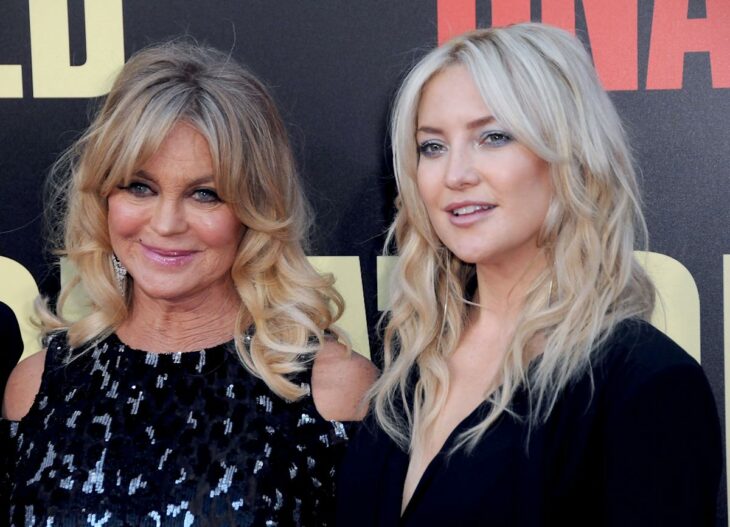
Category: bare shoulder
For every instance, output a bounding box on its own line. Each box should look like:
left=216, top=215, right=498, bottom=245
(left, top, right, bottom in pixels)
left=2, top=350, right=47, bottom=421
left=311, top=339, right=379, bottom=422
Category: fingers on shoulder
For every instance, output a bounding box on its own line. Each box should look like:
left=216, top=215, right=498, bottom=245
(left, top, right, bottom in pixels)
left=2, top=350, right=46, bottom=421
left=313, top=340, right=379, bottom=422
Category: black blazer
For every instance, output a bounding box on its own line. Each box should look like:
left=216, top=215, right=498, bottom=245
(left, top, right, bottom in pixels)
left=337, top=320, right=721, bottom=527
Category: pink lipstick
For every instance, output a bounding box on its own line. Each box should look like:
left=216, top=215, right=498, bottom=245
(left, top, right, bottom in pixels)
left=140, top=243, right=197, bottom=267
left=445, top=201, right=496, bottom=226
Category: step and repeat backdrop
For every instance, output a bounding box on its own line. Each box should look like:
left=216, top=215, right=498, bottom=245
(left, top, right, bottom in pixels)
left=1, top=1, right=728, bottom=523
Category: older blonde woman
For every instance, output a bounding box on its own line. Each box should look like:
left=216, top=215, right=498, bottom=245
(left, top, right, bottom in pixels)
left=2, top=41, right=374, bottom=526
left=338, top=23, right=720, bottom=526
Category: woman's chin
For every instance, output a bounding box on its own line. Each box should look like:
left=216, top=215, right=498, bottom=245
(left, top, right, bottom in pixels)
left=131, top=281, right=204, bottom=304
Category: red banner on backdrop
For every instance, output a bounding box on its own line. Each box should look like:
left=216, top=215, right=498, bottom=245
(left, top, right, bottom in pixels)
left=436, top=0, right=730, bottom=90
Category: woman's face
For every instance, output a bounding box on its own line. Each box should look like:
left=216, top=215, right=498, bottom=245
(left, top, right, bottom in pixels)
left=415, top=65, right=553, bottom=270
left=108, top=122, right=244, bottom=305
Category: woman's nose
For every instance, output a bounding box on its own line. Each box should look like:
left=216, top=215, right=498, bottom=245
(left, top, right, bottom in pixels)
left=444, top=148, right=480, bottom=189
left=150, top=197, right=188, bottom=235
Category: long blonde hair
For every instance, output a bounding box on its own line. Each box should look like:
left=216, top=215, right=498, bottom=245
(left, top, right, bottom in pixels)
left=39, top=40, right=345, bottom=400
left=373, top=23, right=655, bottom=452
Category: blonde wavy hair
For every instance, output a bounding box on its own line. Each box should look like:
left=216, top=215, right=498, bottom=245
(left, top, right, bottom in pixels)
left=39, top=40, right=345, bottom=401
left=373, top=23, right=655, bottom=452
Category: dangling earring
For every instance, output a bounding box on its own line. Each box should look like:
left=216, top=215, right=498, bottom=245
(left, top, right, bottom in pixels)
left=111, top=254, right=127, bottom=294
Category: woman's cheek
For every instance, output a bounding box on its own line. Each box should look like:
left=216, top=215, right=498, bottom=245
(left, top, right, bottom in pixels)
left=194, top=209, right=244, bottom=248
left=108, top=198, right=148, bottom=238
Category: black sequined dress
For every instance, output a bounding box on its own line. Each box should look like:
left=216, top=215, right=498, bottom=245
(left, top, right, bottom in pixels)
left=1, top=331, right=353, bottom=526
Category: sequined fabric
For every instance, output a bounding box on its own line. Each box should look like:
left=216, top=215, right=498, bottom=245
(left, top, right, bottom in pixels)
left=1, top=331, right=352, bottom=526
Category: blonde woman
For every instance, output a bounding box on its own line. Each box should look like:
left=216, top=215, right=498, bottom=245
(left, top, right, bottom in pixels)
left=2, top=41, right=374, bottom=525
left=338, top=23, right=720, bottom=526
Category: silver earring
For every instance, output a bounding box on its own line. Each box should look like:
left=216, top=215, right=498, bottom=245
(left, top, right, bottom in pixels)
left=111, top=254, right=127, bottom=294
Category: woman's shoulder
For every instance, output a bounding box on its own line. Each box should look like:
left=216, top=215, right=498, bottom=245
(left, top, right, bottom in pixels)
left=311, top=339, right=378, bottom=422
left=589, top=319, right=721, bottom=522
left=595, top=319, right=716, bottom=419
left=2, top=349, right=47, bottom=421
left=599, top=318, right=703, bottom=383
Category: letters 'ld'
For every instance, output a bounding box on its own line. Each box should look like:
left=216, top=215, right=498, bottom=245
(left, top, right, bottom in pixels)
left=0, top=0, right=124, bottom=98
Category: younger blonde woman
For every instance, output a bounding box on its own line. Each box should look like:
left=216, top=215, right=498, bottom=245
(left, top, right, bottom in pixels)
left=338, top=23, right=720, bottom=526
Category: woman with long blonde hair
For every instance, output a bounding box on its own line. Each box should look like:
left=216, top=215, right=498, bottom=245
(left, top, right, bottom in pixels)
left=338, top=23, right=720, bottom=526
left=2, top=41, right=374, bottom=526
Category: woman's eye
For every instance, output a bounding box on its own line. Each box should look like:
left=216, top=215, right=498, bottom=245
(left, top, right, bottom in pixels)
left=192, top=188, right=221, bottom=203
left=479, top=131, right=512, bottom=147
left=123, top=182, right=153, bottom=196
left=418, top=141, right=445, bottom=158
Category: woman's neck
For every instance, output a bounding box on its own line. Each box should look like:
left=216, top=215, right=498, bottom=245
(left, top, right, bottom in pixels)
left=116, top=284, right=243, bottom=353
left=472, top=248, right=548, bottom=319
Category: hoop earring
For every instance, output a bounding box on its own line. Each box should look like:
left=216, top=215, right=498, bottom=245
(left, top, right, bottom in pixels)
left=111, top=254, right=127, bottom=294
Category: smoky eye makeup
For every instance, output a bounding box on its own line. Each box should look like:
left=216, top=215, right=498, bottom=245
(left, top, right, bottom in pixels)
left=478, top=130, right=513, bottom=147
left=417, top=140, right=447, bottom=157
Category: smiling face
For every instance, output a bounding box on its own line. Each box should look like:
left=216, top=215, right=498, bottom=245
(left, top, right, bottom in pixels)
left=107, top=122, right=244, bottom=306
left=415, top=65, right=553, bottom=270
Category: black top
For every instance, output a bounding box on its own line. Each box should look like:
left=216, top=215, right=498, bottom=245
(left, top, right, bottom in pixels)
left=2, top=331, right=353, bottom=526
left=337, top=320, right=722, bottom=527
left=0, top=301, right=23, bottom=399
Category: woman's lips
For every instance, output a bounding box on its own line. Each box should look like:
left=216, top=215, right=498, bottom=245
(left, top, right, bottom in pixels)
left=445, top=202, right=497, bottom=226
left=140, top=244, right=198, bottom=266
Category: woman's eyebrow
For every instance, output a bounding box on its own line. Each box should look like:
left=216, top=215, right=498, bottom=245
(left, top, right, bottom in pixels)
left=416, top=115, right=496, bottom=134
left=132, top=170, right=215, bottom=187
left=466, top=116, right=496, bottom=129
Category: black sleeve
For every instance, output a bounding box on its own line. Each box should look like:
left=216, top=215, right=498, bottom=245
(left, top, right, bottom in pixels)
left=336, top=415, right=401, bottom=527
left=602, top=362, right=722, bottom=526
left=0, top=419, right=13, bottom=517
left=0, top=301, right=24, bottom=398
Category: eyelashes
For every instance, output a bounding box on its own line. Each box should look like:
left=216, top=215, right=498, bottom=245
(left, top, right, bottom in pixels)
left=417, top=130, right=514, bottom=158
left=478, top=131, right=512, bottom=146
left=418, top=141, right=446, bottom=158
left=118, top=181, right=153, bottom=196
left=190, top=188, right=221, bottom=203
left=116, top=182, right=222, bottom=204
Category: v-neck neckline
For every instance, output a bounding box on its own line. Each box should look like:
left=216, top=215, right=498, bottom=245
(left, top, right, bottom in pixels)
left=399, top=398, right=492, bottom=520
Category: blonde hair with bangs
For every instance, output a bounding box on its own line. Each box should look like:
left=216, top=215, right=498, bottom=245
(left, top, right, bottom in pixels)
left=39, top=41, right=345, bottom=401
left=373, top=23, right=655, bottom=452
